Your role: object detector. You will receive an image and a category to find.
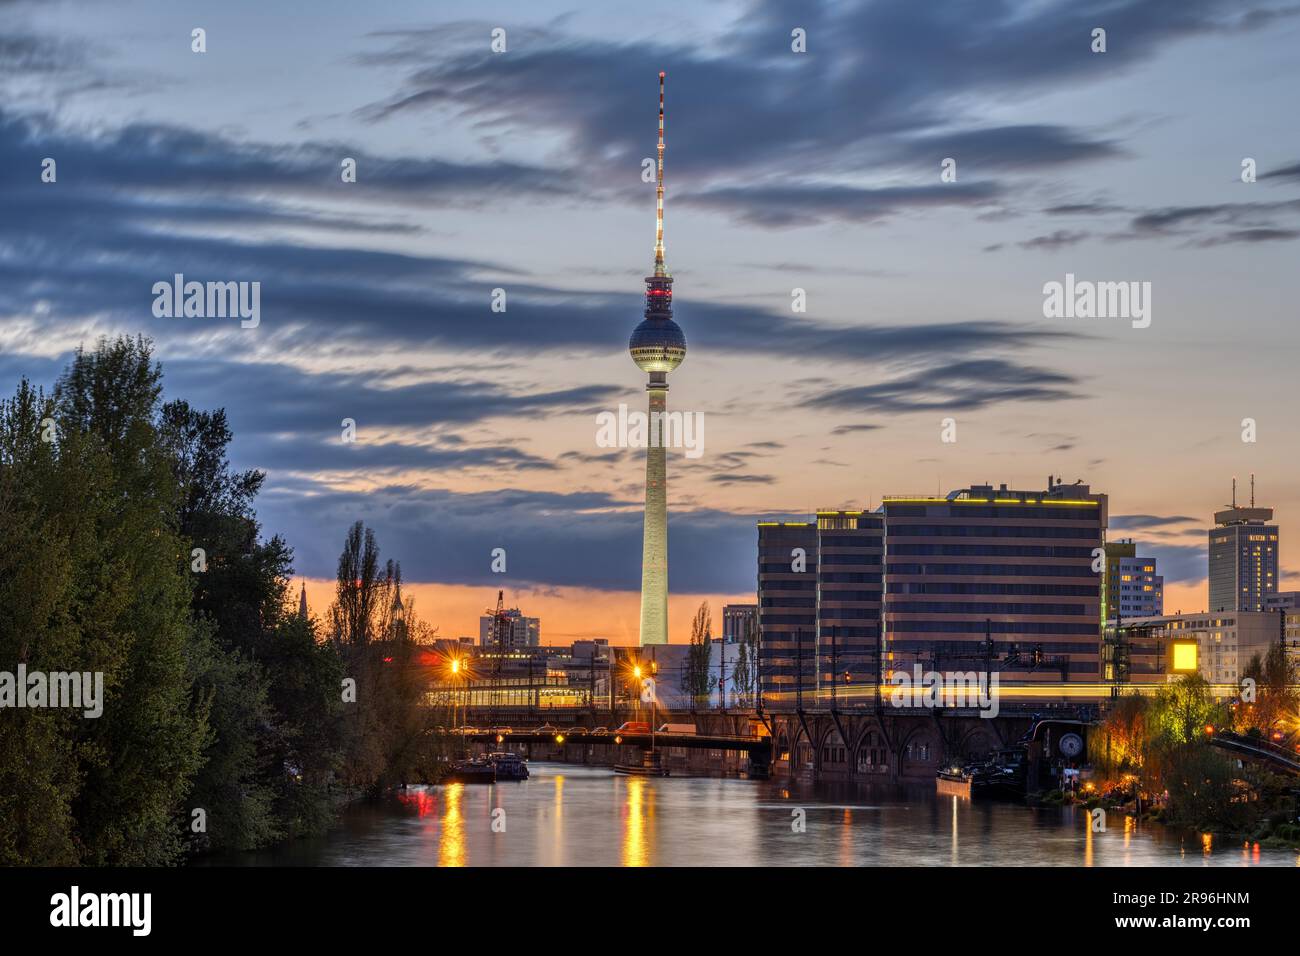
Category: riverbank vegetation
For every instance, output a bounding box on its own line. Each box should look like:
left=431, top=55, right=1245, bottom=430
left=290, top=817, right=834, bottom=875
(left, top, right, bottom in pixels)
left=1086, top=664, right=1300, bottom=847
left=0, top=337, right=448, bottom=865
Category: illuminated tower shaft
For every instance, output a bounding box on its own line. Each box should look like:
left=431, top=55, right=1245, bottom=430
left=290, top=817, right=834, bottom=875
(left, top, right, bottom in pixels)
left=629, top=72, right=686, bottom=647
left=639, top=383, right=669, bottom=645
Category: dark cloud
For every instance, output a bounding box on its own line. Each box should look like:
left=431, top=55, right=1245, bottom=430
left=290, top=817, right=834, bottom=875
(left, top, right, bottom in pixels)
left=709, top=473, right=777, bottom=486
left=798, top=359, right=1084, bottom=414
left=896, top=125, right=1120, bottom=171
left=359, top=0, right=1283, bottom=185
left=1141, top=544, right=1208, bottom=586
left=831, top=424, right=882, bottom=435
left=682, top=181, right=1002, bottom=228
left=1190, top=228, right=1300, bottom=247
left=1260, top=160, right=1300, bottom=182
left=1110, top=514, right=1201, bottom=530
left=258, top=483, right=762, bottom=594
left=1119, top=199, right=1300, bottom=240
left=1043, top=203, right=1128, bottom=216
left=0, top=107, right=1084, bottom=371
left=1016, top=230, right=1091, bottom=251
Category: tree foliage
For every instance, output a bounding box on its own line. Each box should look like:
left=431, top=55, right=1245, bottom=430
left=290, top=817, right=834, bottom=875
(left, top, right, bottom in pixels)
left=0, top=336, right=438, bottom=864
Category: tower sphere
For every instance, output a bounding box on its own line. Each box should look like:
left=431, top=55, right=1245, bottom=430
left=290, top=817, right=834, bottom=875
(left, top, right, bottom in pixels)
left=629, top=316, right=686, bottom=373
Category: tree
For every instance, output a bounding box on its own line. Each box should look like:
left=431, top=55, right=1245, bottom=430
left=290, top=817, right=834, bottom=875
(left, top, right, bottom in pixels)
left=682, top=602, right=714, bottom=705
left=731, top=614, right=759, bottom=707
left=326, top=523, right=442, bottom=795
left=1239, top=644, right=1297, bottom=735
left=54, top=337, right=208, bottom=865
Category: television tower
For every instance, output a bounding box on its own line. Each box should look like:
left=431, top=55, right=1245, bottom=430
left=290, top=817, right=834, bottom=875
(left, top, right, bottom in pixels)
left=629, top=71, right=686, bottom=646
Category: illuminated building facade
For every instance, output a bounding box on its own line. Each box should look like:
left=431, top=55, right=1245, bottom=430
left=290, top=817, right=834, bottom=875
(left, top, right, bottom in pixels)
left=1103, top=540, right=1163, bottom=621
left=881, top=480, right=1108, bottom=682
left=1208, top=501, right=1279, bottom=612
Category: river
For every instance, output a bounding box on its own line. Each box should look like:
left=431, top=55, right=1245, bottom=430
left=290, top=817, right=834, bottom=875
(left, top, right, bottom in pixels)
left=219, top=763, right=1300, bottom=867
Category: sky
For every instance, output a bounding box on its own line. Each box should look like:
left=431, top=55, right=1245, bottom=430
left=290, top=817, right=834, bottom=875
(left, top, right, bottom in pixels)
left=3, top=0, right=1300, bottom=643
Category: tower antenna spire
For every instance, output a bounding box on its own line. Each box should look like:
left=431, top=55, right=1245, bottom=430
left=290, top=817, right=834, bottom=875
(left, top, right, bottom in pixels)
left=654, top=71, right=667, bottom=276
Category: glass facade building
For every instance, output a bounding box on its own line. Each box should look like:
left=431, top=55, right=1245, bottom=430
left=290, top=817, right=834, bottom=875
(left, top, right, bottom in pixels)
left=880, top=481, right=1107, bottom=682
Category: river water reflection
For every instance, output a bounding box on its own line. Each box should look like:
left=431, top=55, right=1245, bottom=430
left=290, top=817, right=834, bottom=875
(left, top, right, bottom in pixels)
left=224, top=763, right=1300, bottom=867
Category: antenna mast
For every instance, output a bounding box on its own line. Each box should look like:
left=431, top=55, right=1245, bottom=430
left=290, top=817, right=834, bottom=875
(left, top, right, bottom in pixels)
left=653, top=71, right=667, bottom=276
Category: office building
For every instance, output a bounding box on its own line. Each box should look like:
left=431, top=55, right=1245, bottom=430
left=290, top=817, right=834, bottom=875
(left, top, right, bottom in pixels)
left=756, top=511, right=884, bottom=701
left=1103, top=540, right=1163, bottom=621
left=1104, top=611, right=1281, bottom=684
left=880, top=479, right=1108, bottom=682
left=1208, top=484, right=1279, bottom=612
left=479, top=608, right=540, bottom=649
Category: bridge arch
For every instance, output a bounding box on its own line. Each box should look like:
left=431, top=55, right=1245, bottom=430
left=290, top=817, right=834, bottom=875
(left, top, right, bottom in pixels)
left=958, top=724, right=999, bottom=761
left=816, top=724, right=849, bottom=773
left=896, top=723, right=940, bottom=777
left=853, top=723, right=890, bottom=777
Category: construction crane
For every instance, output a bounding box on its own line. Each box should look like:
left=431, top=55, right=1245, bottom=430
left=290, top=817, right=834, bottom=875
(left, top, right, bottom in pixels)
left=486, top=590, right=508, bottom=727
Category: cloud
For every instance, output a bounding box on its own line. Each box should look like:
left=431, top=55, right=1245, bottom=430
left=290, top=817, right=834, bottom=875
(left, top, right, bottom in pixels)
left=259, top=483, right=763, bottom=594
left=682, top=181, right=1002, bottom=228
left=1110, top=514, right=1202, bottom=530
left=798, top=359, right=1084, bottom=414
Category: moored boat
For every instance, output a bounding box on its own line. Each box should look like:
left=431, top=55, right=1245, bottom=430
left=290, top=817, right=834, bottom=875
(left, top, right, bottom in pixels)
left=615, top=750, right=670, bottom=776
left=487, top=752, right=530, bottom=780
left=446, top=757, right=497, bottom=784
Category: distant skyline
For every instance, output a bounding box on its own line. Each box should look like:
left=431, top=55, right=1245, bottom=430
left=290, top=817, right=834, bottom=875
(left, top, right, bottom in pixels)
left=4, top=0, right=1300, bottom=642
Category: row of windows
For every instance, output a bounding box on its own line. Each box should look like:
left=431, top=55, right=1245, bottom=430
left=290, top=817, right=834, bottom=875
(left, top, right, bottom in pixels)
left=821, top=553, right=883, bottom=565
left=885, top=506, right=1098, bottom=521
left=887, top=544, right=1096, bottom=558
left=888, top=582, right=1099, bottom=596
left=887, top=563, right=1094, bottom=578
left=888, top=525, right=1100, bottom=539
left=885, top=602, right=1088, bottom=616
left=885, top=621, right=1102, bottom=635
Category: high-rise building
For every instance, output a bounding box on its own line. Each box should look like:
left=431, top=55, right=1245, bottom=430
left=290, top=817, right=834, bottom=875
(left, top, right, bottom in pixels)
left=756, top=511, right=884, bottom=702
left=880, top=479, right=1108, bottom=682
left=1208, top=481, right=1278, bottom=612
left=1103, top=540, right=1163, bottom=621
left=629, top=72, right=686, bottom=647
left=478, top=609, right=540, bottom=649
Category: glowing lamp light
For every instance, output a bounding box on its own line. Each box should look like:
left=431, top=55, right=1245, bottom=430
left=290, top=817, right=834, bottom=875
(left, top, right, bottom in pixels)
left=555, top=734, right=565, bottom=745
left=1169, top=640, right=1198, bottom=673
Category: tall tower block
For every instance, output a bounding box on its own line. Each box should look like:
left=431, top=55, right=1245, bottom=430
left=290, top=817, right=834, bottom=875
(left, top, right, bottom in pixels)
left=629, top=72, right=686, bottom=646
